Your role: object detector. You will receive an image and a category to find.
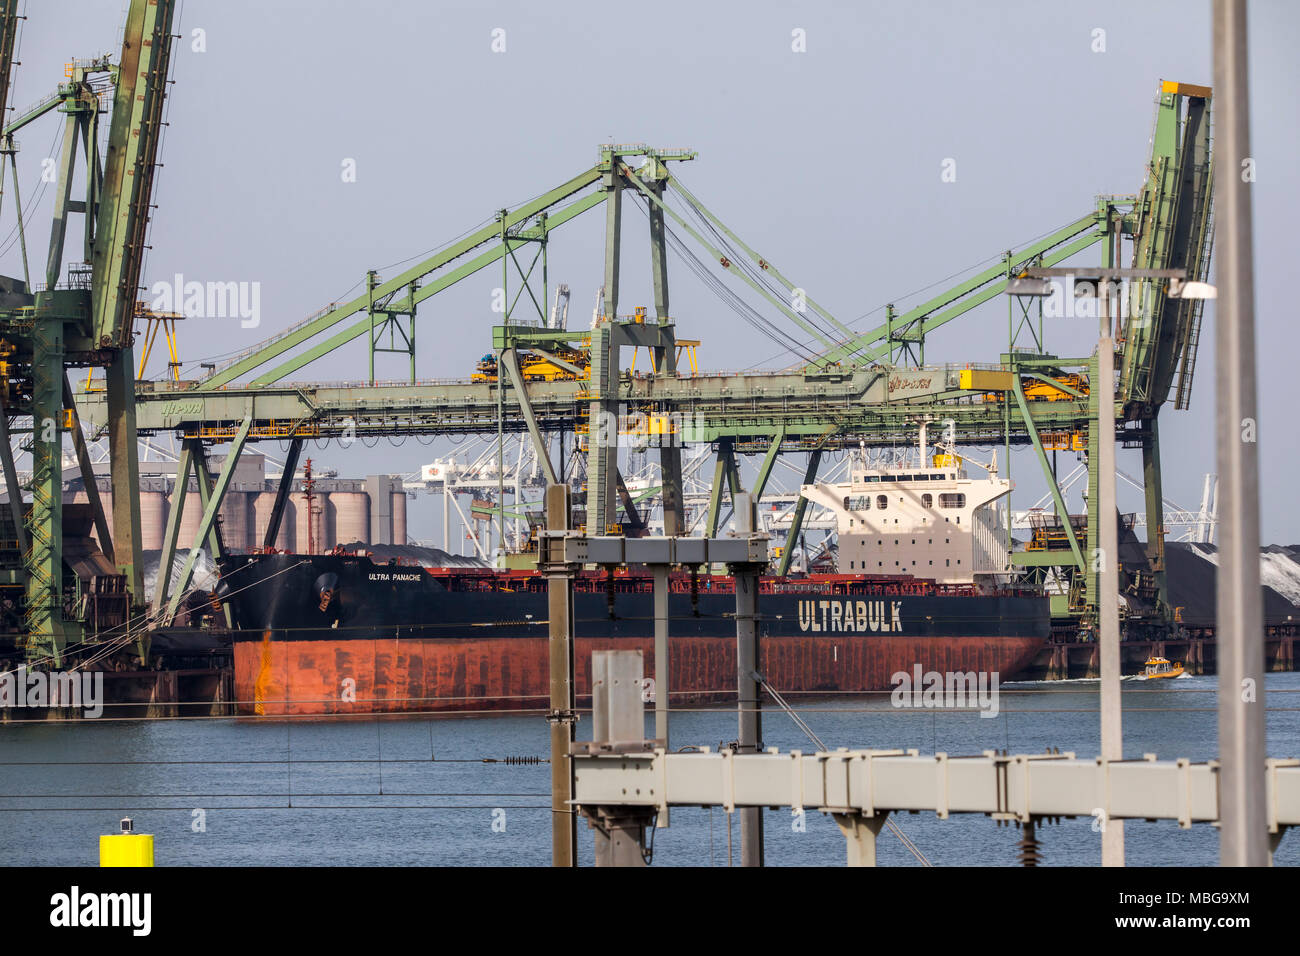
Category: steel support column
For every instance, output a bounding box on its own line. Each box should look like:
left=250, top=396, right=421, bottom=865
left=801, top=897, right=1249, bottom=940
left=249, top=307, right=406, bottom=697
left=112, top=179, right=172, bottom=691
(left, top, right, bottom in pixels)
left=1012, top=377, right=1086, bottom=574
left=602, top=150, right=622, bottom=324
left=0, top=392, right=26, bottom=556
left=731, top=492, right=763, bottom=866
left=261, top=437, right=302, bottom=549
left=585, top=323, right=619, bottom=533
left=190, top=439, right=227, bottom=561
left=106, top=345, right=143, bottom=599
left=24, top=317, right=70, bottom=663
left=1213, top=0, right=1268, bottom=867
left=1142, top=416, right=1169, bottom=613
left=646, top=174, right=684, bottom=537
left=544, top=484, right=577, bottom=866
left=653, top=562, right=670, bottom=756
left=1098, top=270, right=1125, bottom=867
left=832, top=812, right=889, bottom=867
left=500, top=347, right=558, bottom=485
left=704, top=439, right=732, bottom=537
left=152, top=441, right=194, bottom=616
left=778, top=449, right=823, bottom=576
left=63, top=373, right=112, bottom=561
left=752, top=427, right=785, bottom=502
left=164, top=420, right=250, bottom=623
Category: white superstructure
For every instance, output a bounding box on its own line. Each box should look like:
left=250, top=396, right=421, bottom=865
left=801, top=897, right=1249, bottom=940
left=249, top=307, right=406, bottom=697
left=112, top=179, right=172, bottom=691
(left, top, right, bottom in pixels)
left=800, top=425, right=1011, bottom=585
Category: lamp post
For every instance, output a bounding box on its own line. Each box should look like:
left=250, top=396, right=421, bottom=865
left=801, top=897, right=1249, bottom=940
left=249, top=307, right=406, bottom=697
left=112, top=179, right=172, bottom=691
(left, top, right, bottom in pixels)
left=1011, top=265, right=1213, bottom=866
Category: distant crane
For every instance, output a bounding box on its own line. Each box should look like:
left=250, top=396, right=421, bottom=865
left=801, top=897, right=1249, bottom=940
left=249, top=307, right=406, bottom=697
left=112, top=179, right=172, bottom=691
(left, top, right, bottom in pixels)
left=549, top=284, right=570, bottom=329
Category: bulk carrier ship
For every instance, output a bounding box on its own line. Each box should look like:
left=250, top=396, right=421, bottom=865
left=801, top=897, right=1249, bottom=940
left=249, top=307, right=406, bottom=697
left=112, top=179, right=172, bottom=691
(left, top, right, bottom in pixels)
left=216, top=434, right=1050, bottom=715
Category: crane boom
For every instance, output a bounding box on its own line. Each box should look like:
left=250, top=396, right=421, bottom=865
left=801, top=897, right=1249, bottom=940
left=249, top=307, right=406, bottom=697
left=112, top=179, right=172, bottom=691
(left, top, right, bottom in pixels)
left=90, top=0, right=177, bottom=347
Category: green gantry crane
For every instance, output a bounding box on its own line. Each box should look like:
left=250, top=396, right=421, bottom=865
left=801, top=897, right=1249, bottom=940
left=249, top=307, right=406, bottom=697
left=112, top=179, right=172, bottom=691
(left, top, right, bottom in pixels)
left=70, top=80, right=1211, bottom=646
left=0, top=0, right=177, bottom=664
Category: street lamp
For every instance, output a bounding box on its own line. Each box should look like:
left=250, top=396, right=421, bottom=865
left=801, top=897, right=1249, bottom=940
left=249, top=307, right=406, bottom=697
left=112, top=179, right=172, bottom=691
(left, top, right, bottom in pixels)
left=1010, top=265, right=1214, bottom=866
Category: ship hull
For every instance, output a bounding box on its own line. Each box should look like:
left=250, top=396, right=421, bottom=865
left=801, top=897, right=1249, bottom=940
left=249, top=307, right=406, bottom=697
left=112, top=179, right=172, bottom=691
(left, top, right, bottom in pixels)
left=220, top=554, right=1049, bottom=716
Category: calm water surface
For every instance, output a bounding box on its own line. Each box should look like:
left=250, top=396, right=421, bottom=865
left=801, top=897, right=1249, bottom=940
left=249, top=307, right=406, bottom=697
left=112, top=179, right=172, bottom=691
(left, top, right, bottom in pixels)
left=1, top=671, right=1296, bottom=866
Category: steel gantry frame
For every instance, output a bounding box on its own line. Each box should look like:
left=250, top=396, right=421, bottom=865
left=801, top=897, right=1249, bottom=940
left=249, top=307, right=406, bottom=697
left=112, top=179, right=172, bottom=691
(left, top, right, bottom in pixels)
left=0, top=0, right=177, bottom=662
left=69, top=83, right=1213, bottom=647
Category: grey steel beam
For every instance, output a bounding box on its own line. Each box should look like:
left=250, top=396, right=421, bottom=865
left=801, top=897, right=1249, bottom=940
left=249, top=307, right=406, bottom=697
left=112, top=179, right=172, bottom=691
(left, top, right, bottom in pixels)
left=573, top=750, right=1300, bottom=829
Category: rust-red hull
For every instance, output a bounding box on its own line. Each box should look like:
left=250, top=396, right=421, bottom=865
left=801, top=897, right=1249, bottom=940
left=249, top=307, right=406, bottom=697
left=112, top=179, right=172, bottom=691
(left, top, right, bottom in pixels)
left=235, top=633, right=1046, bottom=716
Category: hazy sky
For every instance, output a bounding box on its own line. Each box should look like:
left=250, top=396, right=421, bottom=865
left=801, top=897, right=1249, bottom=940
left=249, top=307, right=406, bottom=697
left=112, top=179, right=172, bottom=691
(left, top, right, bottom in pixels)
left=7, top=1, right=1298, bottom=544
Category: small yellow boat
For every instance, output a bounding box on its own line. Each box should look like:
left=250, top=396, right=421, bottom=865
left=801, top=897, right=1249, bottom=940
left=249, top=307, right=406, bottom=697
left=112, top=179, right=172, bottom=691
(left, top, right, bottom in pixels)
left=1142, top=656, right=1185, bottom=680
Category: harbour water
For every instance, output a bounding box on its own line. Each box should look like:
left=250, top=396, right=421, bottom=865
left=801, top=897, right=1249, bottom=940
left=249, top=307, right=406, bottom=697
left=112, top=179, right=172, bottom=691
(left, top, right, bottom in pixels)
left=1, top=672, right=1296, bottom=866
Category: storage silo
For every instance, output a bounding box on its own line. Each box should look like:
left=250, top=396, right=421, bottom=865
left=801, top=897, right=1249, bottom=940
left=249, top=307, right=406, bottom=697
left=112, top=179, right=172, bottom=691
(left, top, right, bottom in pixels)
left=391, top=490, right=407, bottom=546
left=219, top=491, right=253, bottom=553
left=139, top=489, right=168, bottom=551
left=176, top=479, right=204, bottom=552
left=292, top=491, right=330, bottom=554
left=330, top=492, right=370, bottom=547
left=252, top=492, right=295, bottom=551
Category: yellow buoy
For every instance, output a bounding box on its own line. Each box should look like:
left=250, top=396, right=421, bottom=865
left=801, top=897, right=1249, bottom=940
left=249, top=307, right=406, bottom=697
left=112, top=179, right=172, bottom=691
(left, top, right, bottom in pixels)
left=99, top=817, right=154, bottom=867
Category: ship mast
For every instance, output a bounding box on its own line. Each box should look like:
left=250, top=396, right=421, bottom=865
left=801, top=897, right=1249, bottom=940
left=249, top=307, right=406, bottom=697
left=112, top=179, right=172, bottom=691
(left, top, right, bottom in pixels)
left=302, top=458, right=317, bottom=555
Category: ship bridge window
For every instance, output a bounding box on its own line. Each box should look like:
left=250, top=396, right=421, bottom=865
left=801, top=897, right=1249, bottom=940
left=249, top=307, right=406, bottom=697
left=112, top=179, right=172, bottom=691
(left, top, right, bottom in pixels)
left=912, top=474, right=929, bottom=481
left=931, top=473, right=945, bottom=480
left=894, top=474, right=913, bottom=482
left=939, top=493, right=966, bottom=509
left=921, top=493, right=933, bottom=508
left=876, top=495, right=888, bottom=510
left=863, top=475, right=881, bottom=483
